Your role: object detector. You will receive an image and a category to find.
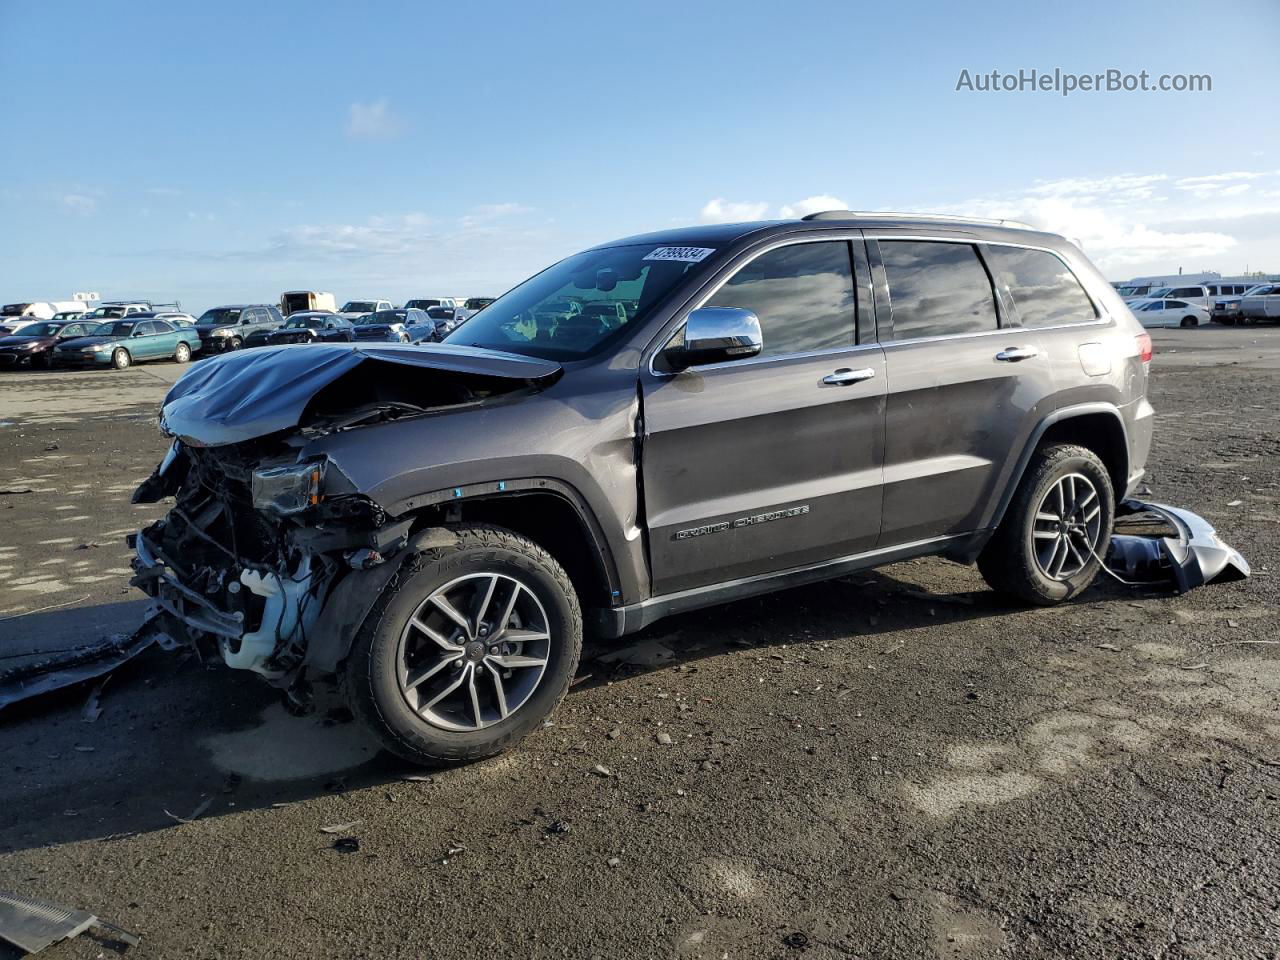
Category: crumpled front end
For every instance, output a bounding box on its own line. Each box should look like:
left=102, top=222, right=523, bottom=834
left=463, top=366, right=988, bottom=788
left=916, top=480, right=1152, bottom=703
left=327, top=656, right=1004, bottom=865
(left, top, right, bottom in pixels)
left=127, top=342, right=563, bottom=688
left=130, top=438, right=415, bottom=684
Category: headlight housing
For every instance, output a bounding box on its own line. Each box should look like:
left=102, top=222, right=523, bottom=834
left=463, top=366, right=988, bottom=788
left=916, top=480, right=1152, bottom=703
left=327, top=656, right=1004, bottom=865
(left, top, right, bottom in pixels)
left=251, top=460, right=326, bottom=515
left=211, top=328, right=230, bottom=337
left=92, top=342, right=113, bottom=352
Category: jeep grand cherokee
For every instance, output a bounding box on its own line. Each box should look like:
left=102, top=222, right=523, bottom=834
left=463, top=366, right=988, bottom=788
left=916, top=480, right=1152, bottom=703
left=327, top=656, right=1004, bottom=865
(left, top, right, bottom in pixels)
left=131, top=211, right=1154, bottom=765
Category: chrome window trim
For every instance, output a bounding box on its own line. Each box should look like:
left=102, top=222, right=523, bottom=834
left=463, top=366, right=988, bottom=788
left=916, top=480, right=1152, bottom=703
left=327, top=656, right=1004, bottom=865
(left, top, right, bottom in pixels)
left=644, top=232, right=866, bottom=378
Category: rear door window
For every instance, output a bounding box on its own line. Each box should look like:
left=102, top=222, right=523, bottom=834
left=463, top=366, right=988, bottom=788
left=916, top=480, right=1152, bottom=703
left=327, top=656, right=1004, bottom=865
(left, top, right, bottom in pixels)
left=982, top=245, right=1098, bottom=328
left=705, top=240, right=855, bottom=358
left=880, top=240, right=997, bottom=339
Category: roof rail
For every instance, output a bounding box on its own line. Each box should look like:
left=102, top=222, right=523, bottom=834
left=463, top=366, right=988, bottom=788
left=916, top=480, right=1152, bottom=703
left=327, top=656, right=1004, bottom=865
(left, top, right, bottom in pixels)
left=800, top=210, right=1037, bottom=230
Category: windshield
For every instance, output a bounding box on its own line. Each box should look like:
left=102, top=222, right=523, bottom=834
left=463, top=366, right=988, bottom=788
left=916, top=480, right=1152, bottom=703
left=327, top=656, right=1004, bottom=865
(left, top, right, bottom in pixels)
left=1148, top=287, right=1173, bottom=298
left=2, top=303, right=32, bottom=316
left=94, top=321, right=135, bottom=336
left=197, top=308, right=243, bottom=325
left=18, top=322, right=61, bottom=336
left=342, top=301, right=379, bottom=313
left=285, top=317, right=319, bottom=328
left=426, top=307, right=453, bottom=319
left=443, top=243, right=712, bottom=360
left=87, top=306, right=126, bottom=319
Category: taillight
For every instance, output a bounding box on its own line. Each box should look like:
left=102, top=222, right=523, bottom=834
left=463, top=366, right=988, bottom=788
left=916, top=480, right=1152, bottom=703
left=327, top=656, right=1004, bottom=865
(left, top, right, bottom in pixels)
left=1136, top=332, right=1153, bottom=363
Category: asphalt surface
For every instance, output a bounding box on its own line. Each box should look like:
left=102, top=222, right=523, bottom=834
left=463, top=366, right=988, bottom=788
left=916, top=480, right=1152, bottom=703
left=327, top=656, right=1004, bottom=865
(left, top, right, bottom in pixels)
left=0, top=330, right=1277, bottom=959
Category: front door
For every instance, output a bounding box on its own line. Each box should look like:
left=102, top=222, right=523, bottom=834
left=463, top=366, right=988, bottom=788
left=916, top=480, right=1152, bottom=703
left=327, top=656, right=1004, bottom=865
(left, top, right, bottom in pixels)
left=640, top=238, right=886, bottom=596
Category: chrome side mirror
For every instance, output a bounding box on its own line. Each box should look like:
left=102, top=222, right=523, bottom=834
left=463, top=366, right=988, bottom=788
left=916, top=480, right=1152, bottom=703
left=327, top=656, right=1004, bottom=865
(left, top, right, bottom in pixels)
left=666, top=307, right=763, bottom=370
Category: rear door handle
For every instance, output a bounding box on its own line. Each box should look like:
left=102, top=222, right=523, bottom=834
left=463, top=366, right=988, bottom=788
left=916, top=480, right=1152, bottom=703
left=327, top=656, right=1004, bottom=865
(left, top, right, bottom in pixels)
left=821, top=366, right=876, bottom=386
left=994, top=346, right=1039, bottom=362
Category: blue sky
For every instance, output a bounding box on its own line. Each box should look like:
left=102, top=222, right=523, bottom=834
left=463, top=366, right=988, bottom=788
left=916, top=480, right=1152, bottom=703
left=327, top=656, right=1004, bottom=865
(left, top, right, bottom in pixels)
left=2, top=0, right=1278, bottom=312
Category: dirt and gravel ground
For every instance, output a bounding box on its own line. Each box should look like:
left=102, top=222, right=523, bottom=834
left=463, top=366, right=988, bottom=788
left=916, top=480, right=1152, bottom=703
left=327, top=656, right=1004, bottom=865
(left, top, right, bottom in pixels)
left=0, top=329, right=1277, bottom=959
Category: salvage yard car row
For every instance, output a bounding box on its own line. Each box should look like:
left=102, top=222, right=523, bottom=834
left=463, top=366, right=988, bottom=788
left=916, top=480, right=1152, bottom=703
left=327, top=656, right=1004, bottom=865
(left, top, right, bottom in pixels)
left=0, top=298, right=483, bottom=370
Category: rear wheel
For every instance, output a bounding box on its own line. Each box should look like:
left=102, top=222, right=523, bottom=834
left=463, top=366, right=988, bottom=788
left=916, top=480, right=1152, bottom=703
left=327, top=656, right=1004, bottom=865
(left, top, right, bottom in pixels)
left=345, top=525, right=582, bottom=766
left=112, top=348, right=132, bottom=370
left=1180, top=316, right=1196, bottom=328
left=174, top=341, right=191, bottom=363
left=978, top=443, right=1114, bottom=605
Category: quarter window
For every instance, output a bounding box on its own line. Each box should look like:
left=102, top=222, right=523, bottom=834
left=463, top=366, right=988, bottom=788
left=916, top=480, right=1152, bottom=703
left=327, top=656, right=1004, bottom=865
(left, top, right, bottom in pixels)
left=705, top=241, right=855, bottom=357
left=982, top=245, right=1097, bottom=328
left=880, top=240, right=997, bottom=339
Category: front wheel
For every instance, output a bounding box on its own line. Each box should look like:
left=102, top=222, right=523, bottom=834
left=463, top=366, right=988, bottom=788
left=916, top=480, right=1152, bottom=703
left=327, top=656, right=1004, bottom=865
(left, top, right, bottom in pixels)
left=345, top=524, right=582, bottom=766
left=112, top=348, right=132, bottom=370
left=229, top=336, right=243, bottom=350
left=978, top=443, right=1114, bottom=605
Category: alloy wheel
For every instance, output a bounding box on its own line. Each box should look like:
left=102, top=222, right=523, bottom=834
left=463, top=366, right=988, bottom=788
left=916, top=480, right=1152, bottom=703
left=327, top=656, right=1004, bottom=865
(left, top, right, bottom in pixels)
left=395, top=572, right=551, bottom=731
left=1032, top=472, right=1103, bottom=580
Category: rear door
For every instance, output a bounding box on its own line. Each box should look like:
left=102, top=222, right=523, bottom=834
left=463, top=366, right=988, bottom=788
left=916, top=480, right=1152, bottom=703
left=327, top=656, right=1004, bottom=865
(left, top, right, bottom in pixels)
left=640, top=236, right=886, bottom=595
left=870, top=234, right=1055, bottom=547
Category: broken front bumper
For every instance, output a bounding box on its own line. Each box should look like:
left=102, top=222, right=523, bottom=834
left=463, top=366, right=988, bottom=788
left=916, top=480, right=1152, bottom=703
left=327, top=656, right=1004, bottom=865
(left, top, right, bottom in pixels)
left=1105, top=499, right=1250, bottom=592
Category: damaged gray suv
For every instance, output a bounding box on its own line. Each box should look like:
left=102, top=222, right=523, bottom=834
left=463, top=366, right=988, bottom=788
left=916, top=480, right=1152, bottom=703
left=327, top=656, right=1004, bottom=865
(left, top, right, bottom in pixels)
left=131, top=211, right=1155, bottom=765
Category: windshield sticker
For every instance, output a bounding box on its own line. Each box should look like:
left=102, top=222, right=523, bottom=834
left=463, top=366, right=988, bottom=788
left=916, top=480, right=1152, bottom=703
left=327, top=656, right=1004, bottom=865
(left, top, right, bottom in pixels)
left=643, top=246, right=716, bottom=264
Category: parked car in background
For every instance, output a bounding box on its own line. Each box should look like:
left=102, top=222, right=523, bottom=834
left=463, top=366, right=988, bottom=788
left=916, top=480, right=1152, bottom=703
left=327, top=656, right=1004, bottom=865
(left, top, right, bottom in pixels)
left=53, top=316, right=201, bottom=369
left=1239, top=284, right=1280, bottom=323
left=245, top=312, right=355, bottom=347
left=1212, top=284, right=1276, bottom=324
left=81, top=302, right=163, bottom=323
left=408, top=306, right=464, bottom=343
left=0, top=318, right=99, bottom=368
left=1141, top=285, right=1212, bottom=309
left=337, top=299, right=394, bottom=321
left=405, top=298, right=460, bottom=312
left=464, top=297, right=495, bottom=312
left=351, top=308, right=429, bottom=343
left=195, top=304, right=285, bottom=353
left=280, top=291, right=338, bottom=316
left=1204, top=281, right=1256, bottom=299
left=1129, top=298, right=1210, bottom=328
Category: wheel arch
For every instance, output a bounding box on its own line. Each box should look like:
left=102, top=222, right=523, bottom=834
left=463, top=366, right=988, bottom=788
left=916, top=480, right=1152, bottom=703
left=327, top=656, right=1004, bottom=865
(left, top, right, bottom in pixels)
left=988, top=404, right=1130, bottom=534
left=303, top=483, right=622, bottom=675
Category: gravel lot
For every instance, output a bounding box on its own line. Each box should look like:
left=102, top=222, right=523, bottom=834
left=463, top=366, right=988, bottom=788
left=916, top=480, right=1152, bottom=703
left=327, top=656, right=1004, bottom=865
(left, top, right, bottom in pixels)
left=0, top=328, right=1277, bottom=959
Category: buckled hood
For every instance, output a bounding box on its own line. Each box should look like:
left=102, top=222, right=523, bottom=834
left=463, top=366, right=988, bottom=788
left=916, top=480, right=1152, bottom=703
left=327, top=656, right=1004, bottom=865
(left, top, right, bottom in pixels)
left=159, top=342, right=562, bottom=447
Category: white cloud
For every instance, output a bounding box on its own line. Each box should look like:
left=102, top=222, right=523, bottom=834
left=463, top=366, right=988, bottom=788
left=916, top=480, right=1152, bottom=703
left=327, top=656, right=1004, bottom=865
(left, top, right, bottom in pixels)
left=699, top=198, right=769, bottom=224
left=778, top=194, right=848, bottom=218
left=146, top=186, right=182, bottom=198
left=61, top=193, right=96, bottom=214
left=458, top=202, right=533, bottom=228
left=346, top=100, right=405, bottom=140
left=1175, top=170, right=1267, bottom=199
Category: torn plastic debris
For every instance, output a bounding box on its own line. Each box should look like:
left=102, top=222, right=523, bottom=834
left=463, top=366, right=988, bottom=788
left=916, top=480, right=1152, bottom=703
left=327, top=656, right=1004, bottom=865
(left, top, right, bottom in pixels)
left=0, top=889, right=140, bottom=954
left=1104, top=499, right=1250, bottom=593
left=0, top=630, right=154, bottom=710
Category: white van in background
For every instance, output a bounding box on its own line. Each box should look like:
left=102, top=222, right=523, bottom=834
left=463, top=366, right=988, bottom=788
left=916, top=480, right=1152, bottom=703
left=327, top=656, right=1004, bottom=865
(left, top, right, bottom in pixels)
left=280, top=290, right=338, bottom=316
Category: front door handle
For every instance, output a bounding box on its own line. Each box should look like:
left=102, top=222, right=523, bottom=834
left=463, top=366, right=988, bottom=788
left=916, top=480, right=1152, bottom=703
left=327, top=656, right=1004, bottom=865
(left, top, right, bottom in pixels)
left=821, top=366, right=877, bottom=386
left=994, top=345, right=1039, bottom=362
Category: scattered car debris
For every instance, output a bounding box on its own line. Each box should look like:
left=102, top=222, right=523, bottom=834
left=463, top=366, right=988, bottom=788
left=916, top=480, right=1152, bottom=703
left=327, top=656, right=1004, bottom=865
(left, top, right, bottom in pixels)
left=319, top=821, right=362, bottom=834
left=332, top=837, right=360, bottom=854
left=0, top=889, right=140, bottom=955
left=655, top=732, right=674, bottom=746
left=164, top=795, right=213, bottom=824
left=0, top=630, right=153, bottom=710
left=1103, top=500, right=1250, bottom=593
left=80, top=678, right=109, bottom=723
left=0, top=486, right=33, bottom=495
left=596, top=639, right=676, bottom=668
left=592, top=764, right=612, bottom=777
left=782, top=931, right=810, bottom=950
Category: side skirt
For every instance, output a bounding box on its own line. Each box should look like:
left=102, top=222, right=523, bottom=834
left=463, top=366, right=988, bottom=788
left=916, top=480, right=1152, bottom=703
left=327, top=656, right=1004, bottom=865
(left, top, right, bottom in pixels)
left=590, top=532, right=984, bottom=638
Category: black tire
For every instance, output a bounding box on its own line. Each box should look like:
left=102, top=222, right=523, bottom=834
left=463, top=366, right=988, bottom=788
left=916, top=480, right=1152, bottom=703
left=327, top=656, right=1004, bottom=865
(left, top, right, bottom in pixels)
left=1180, top=316, right=1196, bottom=328
left=30, top=353, right=49, bottom=370
left=174, top=341, right=191, bottom=363
left=345, top=524, right=582, bottom=766
left=230, top=336, right=243, bottom=350
left=978, top=443, right=1114, bottom=606
left=112, top=348, right=132, bottom=370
